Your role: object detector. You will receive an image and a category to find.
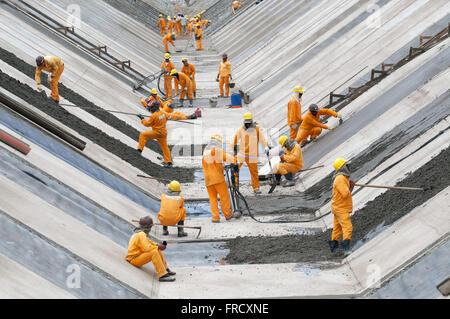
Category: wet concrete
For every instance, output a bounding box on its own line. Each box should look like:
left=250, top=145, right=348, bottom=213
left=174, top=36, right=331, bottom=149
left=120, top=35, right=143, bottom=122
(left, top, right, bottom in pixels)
left=224, top=144, right=450, bottom=265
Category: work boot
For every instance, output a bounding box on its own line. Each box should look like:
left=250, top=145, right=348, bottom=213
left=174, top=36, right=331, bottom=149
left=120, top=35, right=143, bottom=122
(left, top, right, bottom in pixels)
left=189, top=99, right=194, bottom=107
left=179, top=99, right=184, bottom=107
left=282, top=173, right=295, bottom=187
left=177, top=221, right=188, bottom=237
left=212, top=219, right=220, bottom=223
left=341, top=240, right=351, bottom=255
left=187, top=113, right=197, bottom=119
left=162, top=226, right=169, bottom=236
left=166, top=268, right=176, bottom=276
left=194, top=108, right=202, bottom=118
left=194, top=92, right=197, bottom=99
left=275, top=174, right=282, bottom=185
left=254, top=189, right=262, bottom=195
left=328, top=240, right=339, bottom=253
left=159, top=273, right=176, bottom=282
left=136, top=149, right=142, bottom=155
left=163, top=162, right=173, bottom=168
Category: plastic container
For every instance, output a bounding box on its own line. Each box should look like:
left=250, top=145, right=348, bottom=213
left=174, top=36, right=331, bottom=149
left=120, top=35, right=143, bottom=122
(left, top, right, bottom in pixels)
left=231, top=93, right=242, bottom=108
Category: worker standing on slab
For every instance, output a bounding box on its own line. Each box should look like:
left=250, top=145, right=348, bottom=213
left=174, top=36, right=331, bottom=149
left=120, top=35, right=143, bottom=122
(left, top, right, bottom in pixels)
left=230, top=113, right=271, bottom=195
left=35, top=55, right=64, bottom=104
left=202, top=134, right=237, bottom=223
left=162, top=99, right=201, bottom=119
left=170, top=69, right=194, bottom=107
left=217, top=54, right=232, bottom=97
left=161, top=53, right=176, bottom=98
left=287, top=86, right=304, bottom=139
left=158, top=181, right=188, bottom=237
left=194, top=23, right=204, bottom=51
left=329, top=158, right=355, bottom=255
left=181, top=58, right=197, bottom=99
left=140, top=88, right=163, bottom=110
left=167, top=16, right=173, bottom=34
left=186, top=18, right=193, bottom=36
left=125, top=216, right=176, bottom=282
left=175, top=15, right=182, bottom=36
left=158, top=14, right=167, bottom=36
left=232, top=1, right=243, bottom=13
left=136, top=100, right=184, bottom=167
left=272, top=136, right=303, bottom=187
left=295, top=104, right=342, bottom=146
left=162, top=32, right=176, bottom=54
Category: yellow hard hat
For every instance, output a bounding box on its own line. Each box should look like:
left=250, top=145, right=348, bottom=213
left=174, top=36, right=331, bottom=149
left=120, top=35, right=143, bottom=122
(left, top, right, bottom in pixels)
left=294, top=86, right=304, bottom=93
left=170, top=69, right=178, bottom=75
left=151, top=88, right=158, bottom=94
left=168, top=180, right=181, bottom=192
left=333, top=158, right=348, bottom=171
left=164, top=53, right=170, bottom=59
left=181, top=57, right=188, bottom=62
left=167, top=16, right=171, bottom=19
left=279, top=136, right=288, bottom=147
left=211, top=134, right=223, bottom=144
left=172, top=32, right=176, bottom=36
left=243, top=112, right=253, bottom=121
left=185, top=15, right=189, bottom=19
left=159, top=14, right=162, bottom=17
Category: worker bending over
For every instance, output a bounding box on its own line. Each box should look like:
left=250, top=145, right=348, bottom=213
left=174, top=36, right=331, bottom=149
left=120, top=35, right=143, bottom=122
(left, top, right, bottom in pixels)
left=162, top=99, right=201, bottom=119
left=158, top=14, right=167, bottom=36
left=329, top=158, right=355, bottom=255
left=273, top=136, right=303, bottom=187
left=217, top=53, right=232, bottom=97
left=296, top=104, right=342, bottom=146
left=35, top=55, right=64, bottom=104
left=163, top=32, right=176, bottom=53
left=125, top=216, right=176, bottom=282
left=181, top=58, right=197, bottom=99
left=232, top=1, right=243, bottom=13
left=136, top=100, right=184, bottom=167
left=161, top=53, right=177, bottom=98
left=287, top=86, right=304, bottom=139
left=158, top=181, right=187, bottom=237
left=170, top=69, right=194, bottom=107
left=230, top=113, right=271, bottom=195
left=202, top=134, right=237, bottom=223
left=140, top=88, right=163, bottom=110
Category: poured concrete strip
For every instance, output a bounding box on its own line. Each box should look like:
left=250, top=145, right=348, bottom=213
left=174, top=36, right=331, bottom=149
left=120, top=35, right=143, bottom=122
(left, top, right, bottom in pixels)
left=0, top=252, right=75, bottom=299
left=345, top=186, right=450, bottom=294
left=0, top=174, right=161, bottom=298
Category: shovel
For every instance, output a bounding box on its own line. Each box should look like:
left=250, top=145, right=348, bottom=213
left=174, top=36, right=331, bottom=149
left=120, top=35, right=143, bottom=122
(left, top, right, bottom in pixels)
left=132, top=219, right=202, bottom=238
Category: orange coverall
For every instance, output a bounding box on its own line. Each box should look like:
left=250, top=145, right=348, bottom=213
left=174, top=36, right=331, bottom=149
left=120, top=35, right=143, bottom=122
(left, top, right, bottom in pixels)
left=125, top=231, right=168, bottom=278
left=296, top=109, right=337, bottom=144
left=230, top=125, right=268, bottom=191
left=218, top=60, right=231, bottom=96
left=158, top=194, right=186, bottom=226
left=167, top=19, right=173, bottom=34
left=186, top=22, right=193, bottom=36
left=161, top=60, right=177, bottom=98
left=287, top=96, right=302, bottom=139
left=137, top=110, right=183, bottom=163
left=162, top=33, right=175, bottom=53
left=195, top=25, right=203, bottom=50
left=158, top=18, right=167, bottom=36
left=181, top=63, right=196, bottom=96
left=176, top=72, right=194, bottom=100
left=232, top=1, right=243, bottom=12
left=35, top=56, right=64, bottom=102
left=274, top=143, right=303, bottom=175
left=202, top=147, right=235, bottom=222
left=175, top=18, right=182, bottom=35
left=331, top=174, right=353, bottom=241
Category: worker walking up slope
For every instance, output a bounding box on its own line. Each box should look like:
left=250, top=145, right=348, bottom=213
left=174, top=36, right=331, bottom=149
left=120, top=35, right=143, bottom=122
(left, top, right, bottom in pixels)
left=202, top=135, right=238, bottom=223
left=158, top=181, right=188, bottom=237
left=35, top=55, right=64, bottom=104
left=125, top=216, right=176, bottom=282
left=158, top=14, right=167, bottom=36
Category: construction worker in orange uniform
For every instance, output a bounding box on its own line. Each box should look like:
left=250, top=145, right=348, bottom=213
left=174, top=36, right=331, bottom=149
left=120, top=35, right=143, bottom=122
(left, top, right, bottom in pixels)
left=230, top=113, right=271, bottom=195
left=181, top=58, right=197, bottom=99
left=202, top=19, right=211, bottom=29
left=166, top=16, right=173, bottom=34
left=186, top=19, right=193, bottom=36
left=158, top=14, right=167, bottom=36
left=140, top=88, right=163, bottom=110
left=158, top=181, right=188, bottom=237
left=35, top=55, right=64, bottom=104
left=202, top=134, right=238, bottom=223
left=161, top=53, right=176, bottom=98
left=329, top=158, right=355, bottom=255
left=170, top=69, right=194, bottom=107
left=273, top=136, right=303, bottom=187
left=136, top=100, right=184, bottom=167
left=162, top=99, right=201, bottom=119
left=217, top=53, right=232, bottom=97
left=194, top=23, right=204, bottom=51
left=163, top=32, right=176, bottom=54
left=232, top=1, right=243, bottom=13
left=175, top=15, right=182, bottom=35
left=287, top=86, right=304, bottom=139
left=295, top=104, right=342, bottom=146
left=125, top=216, right=176, bottom=282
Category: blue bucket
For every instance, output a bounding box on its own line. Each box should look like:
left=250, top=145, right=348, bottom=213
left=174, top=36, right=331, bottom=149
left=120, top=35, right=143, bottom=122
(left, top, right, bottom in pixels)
left=231, top=93, right=242, bottom=108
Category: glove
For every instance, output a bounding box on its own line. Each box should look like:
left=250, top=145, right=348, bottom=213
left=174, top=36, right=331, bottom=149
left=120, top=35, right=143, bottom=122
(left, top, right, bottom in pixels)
left=137, top=114, right=144, bottom=120
left=280, top=155, right=286, bottom=163
left=279, top=150, right=285, bottom=156
left=329, top=127, right=334, bottom=130
left=337, top=113, right=342, bottom=119
left=349, top=180, right=355, bottom=192
left=158, top=243, right=166, bottom=251
left=37, top=84, right=43, bottom=92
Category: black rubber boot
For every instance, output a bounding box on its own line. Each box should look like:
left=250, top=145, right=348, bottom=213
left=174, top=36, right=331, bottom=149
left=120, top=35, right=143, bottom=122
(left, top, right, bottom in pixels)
left=275, top=174, right=282, bottom=185
left=282, top=173, right=295, bottom=187
left=328, top=240, right=339, bottom=253
left=166, top=268, right=176, bottom=276
left=162, top=226, right=169, bottom=236
left=187, top=113, right=197, bottom=119
left=189, top=99, right=194, bottom=107
left=159, top=273, right=175, bottom=282
left=341, top=240, right=351, bottom=255
left=163, top=162, right=173, bottom=168
left=177, top=221, right=188, bottom=237
left=194, top=92, right=197, bottom=99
